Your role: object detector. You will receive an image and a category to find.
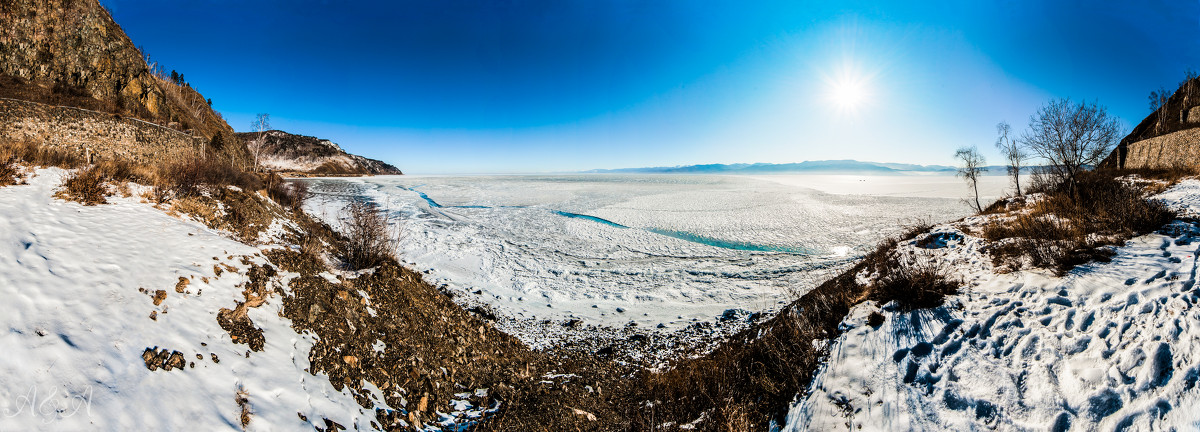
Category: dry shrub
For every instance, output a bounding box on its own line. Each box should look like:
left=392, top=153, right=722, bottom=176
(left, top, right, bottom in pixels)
left=92, top=159, right=156, bottom=184
left=983, top=171, right=1172, bottom=274
left=866, top=254, right=959, bottom=310
left=0, top=160, right=20, bottom=186
left=160, top=156, right=262, bottom=198
left=56, top=166, right=109, bottom=205
left=236, top=387, right=252, bottom=428
left=340, top=200, right=395, bottom=270
left=898, top=217, right=934, bottom=240
left=266, top=175, right=308, bottom=213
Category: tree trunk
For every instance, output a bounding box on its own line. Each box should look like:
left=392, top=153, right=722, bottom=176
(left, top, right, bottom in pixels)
left=973, top=180, right=982, bottom=212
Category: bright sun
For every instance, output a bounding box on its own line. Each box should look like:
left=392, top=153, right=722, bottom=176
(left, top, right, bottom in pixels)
left=830, top=78, right=866, bottom=110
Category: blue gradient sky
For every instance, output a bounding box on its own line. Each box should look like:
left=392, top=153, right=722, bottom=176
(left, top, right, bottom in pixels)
left=102, top=1, right=1198, bottom=174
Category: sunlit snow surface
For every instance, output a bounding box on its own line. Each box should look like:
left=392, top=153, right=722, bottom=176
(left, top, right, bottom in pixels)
left=304, top=174, right=1008, bottom=345
left=787, top=179, right=1200, bottom=431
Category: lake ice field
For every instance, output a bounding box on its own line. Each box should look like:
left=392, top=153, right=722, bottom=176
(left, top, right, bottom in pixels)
left=302, top=174, right=1013, bottom=345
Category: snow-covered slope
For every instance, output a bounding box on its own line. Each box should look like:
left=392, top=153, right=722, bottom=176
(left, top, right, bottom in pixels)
left=238, top=130, right=402, bottom=175
left=788, top=180, right=1200, bottom=431
left=0, top=168, right=374, bottom=429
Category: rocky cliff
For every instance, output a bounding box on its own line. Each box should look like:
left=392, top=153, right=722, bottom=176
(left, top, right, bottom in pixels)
left=0, top=0, right=246, bottom=162
left=236, top=130, right=402, bottom=176
left=1105, top=76, right=1200, bottom=169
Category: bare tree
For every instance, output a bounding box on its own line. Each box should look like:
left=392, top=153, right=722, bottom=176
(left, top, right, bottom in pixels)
left=994, top=121, right=1028, bottom=196
left=250, top=113, right=270, bottom=172
left=1181, top=69, right=1198, bottom=105
left=955, top=146, right=986, bottom=212
left=1021, top=98, right=1121, bottom=200
left=1148, top=86, right=1169, bottom=134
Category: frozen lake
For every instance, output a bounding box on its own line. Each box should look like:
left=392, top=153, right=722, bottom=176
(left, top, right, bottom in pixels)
left=303, top=174, right=1012, bottom=345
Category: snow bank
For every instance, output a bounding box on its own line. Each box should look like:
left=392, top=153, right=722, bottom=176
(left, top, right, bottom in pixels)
left=788, top=180, right=1200, bottom=430
left=0, top=168, right=375, bottom=429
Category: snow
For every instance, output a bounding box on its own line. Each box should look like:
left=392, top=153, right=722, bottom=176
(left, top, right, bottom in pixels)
left=300, top=174, right=988, bottom=348
left=787, top=180, right=1200, bottom=431
left=0, top=168, right=375, bottom=429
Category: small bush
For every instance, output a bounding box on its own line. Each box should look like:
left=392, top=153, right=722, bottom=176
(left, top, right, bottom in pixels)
left=56, top=166, right=109, bottom=205
left=867, top=254, right=959, bottom=310
left=340, top=200, right=395, bottom=270
left=266, top=175, right=309, bottom=213
left=0, top=159, right=20, bottom=186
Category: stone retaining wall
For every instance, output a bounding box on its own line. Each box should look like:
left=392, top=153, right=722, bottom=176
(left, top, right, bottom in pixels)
left=0, top=98, right=204, bottom=163
left=1119, top=127, right=1200, bottom=170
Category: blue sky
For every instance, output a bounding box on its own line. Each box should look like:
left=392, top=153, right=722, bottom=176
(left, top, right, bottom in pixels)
left=103, top=1, right=1198, bottom=174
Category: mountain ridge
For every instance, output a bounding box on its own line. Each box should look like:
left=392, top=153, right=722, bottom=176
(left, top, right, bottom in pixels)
left=585, top=160, right=1020, bottom=175
left=236, top=130, right=402, bottom=176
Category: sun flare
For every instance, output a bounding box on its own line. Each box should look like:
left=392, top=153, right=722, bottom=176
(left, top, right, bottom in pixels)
left=829, top=77, right=866, bottom=111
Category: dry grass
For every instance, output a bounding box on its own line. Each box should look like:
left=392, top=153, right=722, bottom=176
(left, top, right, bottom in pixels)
left=266, top=176, right=308, bottom=213
left=235, top=387, right=252, bottom=428
left=159, top=156, right=262, bottom=199
left=982, top=171, right=1173, bottom=274
left=865, top=253, right=959, bottom=310
left=0, top=160, right=20, bottom=186
left=0, top=139, right=84, bottom=169
left=55, top=166, right=110, bottom=205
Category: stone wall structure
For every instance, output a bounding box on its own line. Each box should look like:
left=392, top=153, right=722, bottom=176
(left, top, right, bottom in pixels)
left=1117, top=127, right=1200, bottom=170
left=0, top=97, right=204, bottom=163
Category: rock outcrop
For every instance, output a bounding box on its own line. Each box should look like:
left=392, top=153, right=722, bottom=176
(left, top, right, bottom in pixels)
left=1105, top=76, right=1200, bottom=169
left=0, top=0, right=246, bottom=162
left=236, top=130, right=402, bottom=175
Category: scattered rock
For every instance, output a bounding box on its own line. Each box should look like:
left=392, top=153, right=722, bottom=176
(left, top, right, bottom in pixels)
left=570, top=407, right=598, bottom=421
left=152, top=289, right=167, bottom=306
left=142, top=347, right=187, bottom=371
left=175, top=277, right=190, bottom=293
left=217, top=305, right=265, bottom=351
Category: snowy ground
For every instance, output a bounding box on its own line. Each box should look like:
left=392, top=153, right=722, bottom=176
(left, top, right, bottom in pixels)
left=300, top=174, right=991, bottom=348
left=0, top=168, right=379, bottom=429
left=788, top=179, right=1200, bottom=431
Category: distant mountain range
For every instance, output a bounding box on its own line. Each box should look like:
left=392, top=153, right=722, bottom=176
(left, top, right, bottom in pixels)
left=586, top=160, right=1019, bottom=175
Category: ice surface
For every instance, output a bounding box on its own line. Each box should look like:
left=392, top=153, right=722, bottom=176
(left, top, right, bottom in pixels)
left=302, top=174, right=989, bottom=346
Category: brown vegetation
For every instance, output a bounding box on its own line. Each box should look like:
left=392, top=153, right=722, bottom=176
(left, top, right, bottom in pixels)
left=980, top=170, right=1174, bottom=275
left=865, top=253, right=959, bottom=311
left=56, top=165, right=110, bottom=205
left=339, top=200, right=395, bottom=270
left=0, top=138, right=83, bottom=169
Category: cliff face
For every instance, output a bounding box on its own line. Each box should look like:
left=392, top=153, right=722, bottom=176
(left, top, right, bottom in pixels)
left=236, top=130, right=402, bottom=176
left=1104, top=77, right=1200, bottom=169
left=0, top=0, right=246, bottom=162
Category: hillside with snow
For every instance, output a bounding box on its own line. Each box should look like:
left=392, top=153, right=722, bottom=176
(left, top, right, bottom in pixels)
left=237, top=130, right=402, bottom=176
